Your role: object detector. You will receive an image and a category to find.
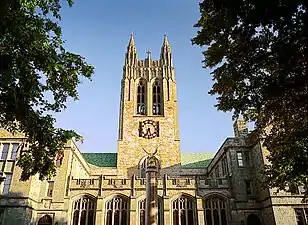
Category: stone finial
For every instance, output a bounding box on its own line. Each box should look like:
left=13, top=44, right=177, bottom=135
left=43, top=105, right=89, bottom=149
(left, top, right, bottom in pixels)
left=162, top=33, right=170, bottom=49
left=163, top=33, right=169, bottom=46
left=233, top=119, right=248, bottom=137
left=146, top=49, right=151, bottom=59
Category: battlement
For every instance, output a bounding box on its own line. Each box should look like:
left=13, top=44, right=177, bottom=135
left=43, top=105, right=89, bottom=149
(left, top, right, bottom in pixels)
left=137, top=59, right=160, bottom=67
left=69, top=176, right=229, bottom=192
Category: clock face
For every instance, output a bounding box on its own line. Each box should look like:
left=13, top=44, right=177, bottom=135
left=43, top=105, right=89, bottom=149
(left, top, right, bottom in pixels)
left=139, top=120, right=159, bottom=139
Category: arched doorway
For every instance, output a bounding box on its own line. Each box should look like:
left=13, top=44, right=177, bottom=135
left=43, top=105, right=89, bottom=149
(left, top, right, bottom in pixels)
left=38, top=215, right=52, bottom=225
left=247, top=214, right=262, bottom=225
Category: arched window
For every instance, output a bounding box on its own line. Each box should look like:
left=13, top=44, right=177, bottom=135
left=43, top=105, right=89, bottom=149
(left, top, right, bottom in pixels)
left=106, top=196, right=129, bottom=225
left=204, top=196, right=227, bottom=225
left=172, top=196, right=195, bottom=225
left=137, top=80, right=146, bottom=115
left=72, top=196, right=96, bottom=225
left=38, top=215, right=52, bottom=225
left=152, top=81, right=162, bottom=115
left=140, top=158, right=147, bottom=178
left=139, top=197, right=163, bottom=225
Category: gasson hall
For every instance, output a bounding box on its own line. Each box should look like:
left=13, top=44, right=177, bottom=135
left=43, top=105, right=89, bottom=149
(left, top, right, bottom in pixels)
left=0, top=35, right=307, bottom=225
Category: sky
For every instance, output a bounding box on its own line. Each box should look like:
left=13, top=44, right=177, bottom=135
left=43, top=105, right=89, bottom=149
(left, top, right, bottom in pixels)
left=55, top=0, right=235, bottom=154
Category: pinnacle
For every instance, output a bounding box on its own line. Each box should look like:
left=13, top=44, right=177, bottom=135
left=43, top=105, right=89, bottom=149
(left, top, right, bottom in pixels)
left=128, top=32, right=135, bottom=46
left=162, top=33, right=170, bottom=47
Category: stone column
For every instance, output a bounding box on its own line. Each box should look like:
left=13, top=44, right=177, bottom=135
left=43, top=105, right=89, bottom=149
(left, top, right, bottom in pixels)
left=196, top=197, right=205, bottom=225
left=145, top=156, right=159, bottom=225
left=130, top=197, right=137, bottom=225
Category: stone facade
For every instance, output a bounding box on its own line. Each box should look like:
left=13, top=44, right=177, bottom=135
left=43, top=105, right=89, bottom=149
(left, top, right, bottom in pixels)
left=0, top=35, right=307, bottom=225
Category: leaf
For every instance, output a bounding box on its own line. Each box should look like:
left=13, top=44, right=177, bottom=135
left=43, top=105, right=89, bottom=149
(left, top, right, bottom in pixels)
left=0, top=0, right=94, bottom=181
left=193, top=0, right=308, bottom=196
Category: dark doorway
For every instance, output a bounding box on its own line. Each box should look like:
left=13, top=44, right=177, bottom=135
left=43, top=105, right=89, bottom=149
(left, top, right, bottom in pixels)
left=247, top=214, right=262, bottom=225
left=38, top=215, right=52, bottom=225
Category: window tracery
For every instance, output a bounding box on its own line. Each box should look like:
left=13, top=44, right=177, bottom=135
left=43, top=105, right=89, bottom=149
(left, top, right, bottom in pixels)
left=172, top=196, right=195, bottom=225
left=105, top=197, right=129, bottom=225
left=72, top=196, right=95, bottom=225
left=137, top=80, right=147, bottom=115
left=204, top=196, right=227, bottom=225
left=152, top=81, right=162, bottom=115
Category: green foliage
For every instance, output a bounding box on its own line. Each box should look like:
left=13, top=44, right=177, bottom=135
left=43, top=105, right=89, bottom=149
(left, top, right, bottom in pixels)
left=0, top=0, right=94, bottom=181
left=192, top=0, right=308, bottom=196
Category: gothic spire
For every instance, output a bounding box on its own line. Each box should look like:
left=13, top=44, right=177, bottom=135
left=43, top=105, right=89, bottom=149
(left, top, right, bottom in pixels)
left=162, top=33, right=170, bottom=49
left=128, top=32, right=135, bottom=48
left=125, top=33, right=137, bottom=66
left=160, top=33, right=172, bottom=66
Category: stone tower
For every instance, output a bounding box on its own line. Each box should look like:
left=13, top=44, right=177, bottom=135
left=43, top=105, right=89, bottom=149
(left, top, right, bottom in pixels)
left=117, top=34, right=181, bottom=177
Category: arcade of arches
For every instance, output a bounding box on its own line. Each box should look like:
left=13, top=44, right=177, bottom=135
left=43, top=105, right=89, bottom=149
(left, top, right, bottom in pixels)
left=37, top=195, right=230, bottom=225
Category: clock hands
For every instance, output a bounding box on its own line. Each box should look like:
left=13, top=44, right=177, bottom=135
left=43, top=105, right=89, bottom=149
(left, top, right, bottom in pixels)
left=139, top=120, right=159, bottom=139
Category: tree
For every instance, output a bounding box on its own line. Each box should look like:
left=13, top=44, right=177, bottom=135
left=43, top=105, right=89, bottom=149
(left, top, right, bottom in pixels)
left=0, top=0, right=94, bottom=181
left=192, top=0, right=308, bottom=196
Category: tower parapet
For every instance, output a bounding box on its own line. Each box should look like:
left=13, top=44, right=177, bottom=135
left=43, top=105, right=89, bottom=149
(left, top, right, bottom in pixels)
left=233, top=119, right=248, bottom=138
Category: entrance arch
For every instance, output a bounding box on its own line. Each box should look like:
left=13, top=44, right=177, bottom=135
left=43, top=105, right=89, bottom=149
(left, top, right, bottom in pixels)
left=247, top=214, right=262, bottom=225
left=38, top=215, right=52, bottom=225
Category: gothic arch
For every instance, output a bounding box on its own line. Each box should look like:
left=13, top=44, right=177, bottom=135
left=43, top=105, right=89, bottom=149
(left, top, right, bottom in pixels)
left=203, top=195, right=228, bottom=225
left=71, top=193, right=97, bottom=202
left=151, top=79, right=163, bottom=115
left=170, top=193, right=196, bottom=225
left=138, top=156, right=148, bottom=178
left=202, top=192, right=229, bottom=201
left=71, top=195, right=96, bottom=225
left=103, top=193, right=130, bottom=203
left=169, top=192, right=196, bottom=202
left=37, top=214, right=52, bottom=225
left=135, top=78, right=147, bottom=115
left=104, top=194, right=130, bottom=225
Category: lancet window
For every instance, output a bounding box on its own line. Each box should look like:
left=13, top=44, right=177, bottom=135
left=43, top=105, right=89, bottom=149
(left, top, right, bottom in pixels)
left=140, top=158, right=147, bottom=178
left=105, top=197, right=129, bottom=225
left=152, top=81, right=162, bottom=115
left=172, top=196, right=195, bottom=225
left=204, top=196, right=227, bottom=225
left=72, top=196, right=96, bottom=225
left=137, top=80, right=147, bottom=115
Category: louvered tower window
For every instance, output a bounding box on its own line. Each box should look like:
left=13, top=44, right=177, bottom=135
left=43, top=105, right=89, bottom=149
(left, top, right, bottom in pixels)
left=152, top=81, right=162, bottom=115
left=137, top=80, right=147, bottom=115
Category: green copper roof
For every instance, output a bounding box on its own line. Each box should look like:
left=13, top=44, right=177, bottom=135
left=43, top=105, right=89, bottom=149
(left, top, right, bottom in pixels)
left=82, top=153, right=117, bottom=167
left=181, top=152, right=214, bottom=169
left=81, top=152, right=214, bottom=169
